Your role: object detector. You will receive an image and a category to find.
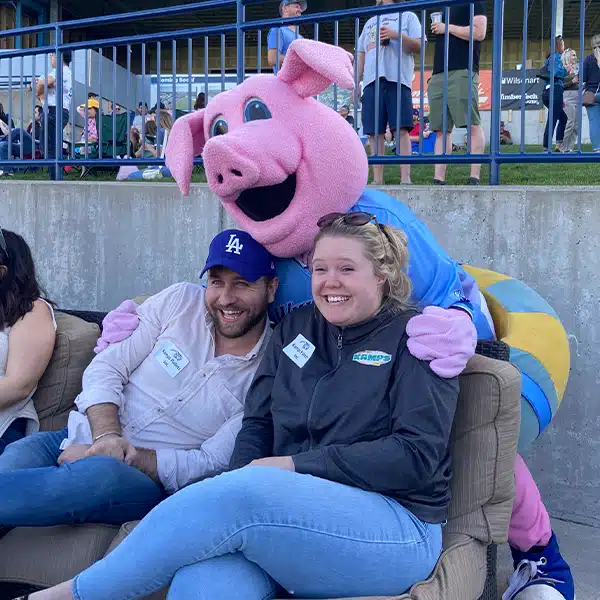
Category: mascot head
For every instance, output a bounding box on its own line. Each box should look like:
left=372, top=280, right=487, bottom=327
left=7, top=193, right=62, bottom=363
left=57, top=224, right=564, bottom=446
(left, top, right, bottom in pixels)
left=166, top=39, right=368, bottom=258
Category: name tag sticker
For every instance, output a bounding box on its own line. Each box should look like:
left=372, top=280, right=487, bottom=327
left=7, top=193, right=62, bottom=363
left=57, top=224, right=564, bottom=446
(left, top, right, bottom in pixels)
left=154, top=341, right=190, bottom=378
left=283, top=334, right=315, bottom=368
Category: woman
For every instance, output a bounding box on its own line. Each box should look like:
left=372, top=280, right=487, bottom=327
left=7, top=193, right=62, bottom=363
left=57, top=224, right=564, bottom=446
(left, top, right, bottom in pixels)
left=542, top=36, right=568, bottom=152
left=582, top=33, right=600, bottom=152
left=26, top=105, right=43, bottom=142
left=0, top=228, right=56, bottom=455
left=23, top=213, right=458, bottom=600
left=559, top=48, right=580, bottom=153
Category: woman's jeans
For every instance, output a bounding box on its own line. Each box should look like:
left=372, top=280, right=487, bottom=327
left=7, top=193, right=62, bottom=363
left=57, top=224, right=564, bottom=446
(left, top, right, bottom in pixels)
left=0, top=418, right=27, bottom=455
left=73, top=466, right=442, bottom=600
left=0, top=129, right=34, bottom=173
left=586, top=93, right=600, bottom=151
left=542, top=85, right=567, bottom=150
left=560, top=89, right=579, bottom=152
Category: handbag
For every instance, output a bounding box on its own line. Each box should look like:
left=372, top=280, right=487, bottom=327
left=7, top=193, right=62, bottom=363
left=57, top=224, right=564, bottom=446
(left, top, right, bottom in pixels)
left=538, top=64, right=550, bottom=82
left=583, top=84, right=600, bottom=107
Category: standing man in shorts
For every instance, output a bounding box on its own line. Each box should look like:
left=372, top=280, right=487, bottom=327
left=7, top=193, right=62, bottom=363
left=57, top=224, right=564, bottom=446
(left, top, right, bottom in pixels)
left=357, top=0, right=424, bottom=185
left=429, top=2, right=487, bottom=185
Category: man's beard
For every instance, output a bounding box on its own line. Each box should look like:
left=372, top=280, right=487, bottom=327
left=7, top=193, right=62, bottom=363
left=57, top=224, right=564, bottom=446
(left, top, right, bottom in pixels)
left=206, top=301, right=267, bottom=340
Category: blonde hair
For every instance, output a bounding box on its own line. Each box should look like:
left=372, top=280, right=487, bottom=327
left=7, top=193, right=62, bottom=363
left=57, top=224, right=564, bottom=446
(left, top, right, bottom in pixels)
left=592, top=34, right=600, bottom=67
left=313, top=217, right=412, bottom=311
left=562, top=48, right=577, bottom=69
left=159, top=110, right=173, bottom=131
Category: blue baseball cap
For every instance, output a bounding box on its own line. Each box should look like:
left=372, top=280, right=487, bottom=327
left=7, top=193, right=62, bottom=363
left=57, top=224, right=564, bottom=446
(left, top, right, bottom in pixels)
left=279, top=0, right=307, bottom=15
left=200, top=230, right=277, bottom=282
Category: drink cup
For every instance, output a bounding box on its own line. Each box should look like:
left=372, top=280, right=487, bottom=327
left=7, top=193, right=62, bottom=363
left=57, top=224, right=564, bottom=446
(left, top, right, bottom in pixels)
left=431, top=12, right=442, bottom=24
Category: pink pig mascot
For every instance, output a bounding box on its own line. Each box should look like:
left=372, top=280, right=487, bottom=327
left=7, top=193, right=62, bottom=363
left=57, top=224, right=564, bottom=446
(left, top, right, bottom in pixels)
left=99, top=40, right=573, bottom=600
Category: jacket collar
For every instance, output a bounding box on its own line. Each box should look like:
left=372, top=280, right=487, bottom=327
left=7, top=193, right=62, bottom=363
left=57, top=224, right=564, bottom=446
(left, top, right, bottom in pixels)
left=319, top=303, right=399, bottom=345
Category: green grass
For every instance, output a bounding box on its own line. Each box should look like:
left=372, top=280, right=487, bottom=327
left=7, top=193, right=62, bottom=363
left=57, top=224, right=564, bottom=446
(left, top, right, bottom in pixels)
left=4, top=145, right=600, bottom=185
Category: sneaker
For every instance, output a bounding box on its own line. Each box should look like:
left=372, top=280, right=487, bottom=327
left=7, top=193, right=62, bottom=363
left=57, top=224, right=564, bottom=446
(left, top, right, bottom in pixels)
left=433, top=178, right=446, bottom=185
left=467, top=177, right=481, bottom=185
left=0, top=170, right=14, bottom=177
left=503, top=533, right=575, bottom=600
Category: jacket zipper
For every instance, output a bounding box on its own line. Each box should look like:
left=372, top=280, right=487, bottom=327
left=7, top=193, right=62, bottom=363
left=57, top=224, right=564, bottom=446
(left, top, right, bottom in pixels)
left=306, top=330, right=343, bottom=450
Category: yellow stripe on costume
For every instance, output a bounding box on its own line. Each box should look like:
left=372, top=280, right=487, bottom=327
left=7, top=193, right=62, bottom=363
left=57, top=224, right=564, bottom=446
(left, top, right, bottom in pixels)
left=463, top=265, right=570, bottom=406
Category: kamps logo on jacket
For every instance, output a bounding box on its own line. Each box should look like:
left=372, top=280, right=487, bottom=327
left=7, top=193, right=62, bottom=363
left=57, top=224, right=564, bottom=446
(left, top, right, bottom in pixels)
left=352, top=351, right=392, bottom=367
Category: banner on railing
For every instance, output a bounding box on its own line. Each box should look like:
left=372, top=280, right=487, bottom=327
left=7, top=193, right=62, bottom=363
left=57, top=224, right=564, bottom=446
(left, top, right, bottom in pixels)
left=500, top=70, right=544, bottom=110
left=411, top=70, right=492, bottom=113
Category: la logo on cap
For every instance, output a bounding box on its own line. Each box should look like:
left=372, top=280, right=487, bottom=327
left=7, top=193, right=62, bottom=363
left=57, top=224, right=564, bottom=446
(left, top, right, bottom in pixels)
left=225, top=234, right=244, bottom=255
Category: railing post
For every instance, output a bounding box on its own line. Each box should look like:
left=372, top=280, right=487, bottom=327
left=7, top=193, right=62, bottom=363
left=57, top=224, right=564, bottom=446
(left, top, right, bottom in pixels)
left=489, top=0, right=504, bottom=185
left=236, top=0, right=245, bottom=85
left=54, top=23, right=64, bottom=181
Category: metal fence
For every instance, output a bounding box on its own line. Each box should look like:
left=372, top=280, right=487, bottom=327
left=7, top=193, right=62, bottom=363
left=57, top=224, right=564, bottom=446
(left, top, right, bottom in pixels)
left=0, top=0, right=599, bottom=183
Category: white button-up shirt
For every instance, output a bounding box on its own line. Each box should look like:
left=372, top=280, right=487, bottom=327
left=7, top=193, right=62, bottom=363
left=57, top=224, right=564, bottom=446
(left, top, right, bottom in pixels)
left=64, top=282, right=272, bottom=494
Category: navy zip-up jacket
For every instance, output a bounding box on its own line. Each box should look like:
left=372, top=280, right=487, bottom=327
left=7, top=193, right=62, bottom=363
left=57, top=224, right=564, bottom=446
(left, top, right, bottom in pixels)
left=230, top=303, right=459, bottom=524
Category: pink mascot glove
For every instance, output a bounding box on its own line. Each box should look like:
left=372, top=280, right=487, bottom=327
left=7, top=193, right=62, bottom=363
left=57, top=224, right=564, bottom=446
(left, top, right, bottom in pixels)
left=406, top=306, right=477, bottom=378
left=94, top=300, right=140, bottom=354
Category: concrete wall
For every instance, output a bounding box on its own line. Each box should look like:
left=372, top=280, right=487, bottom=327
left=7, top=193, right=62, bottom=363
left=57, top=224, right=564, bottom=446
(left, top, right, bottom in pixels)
left=0, top=182, right=598, bottom=528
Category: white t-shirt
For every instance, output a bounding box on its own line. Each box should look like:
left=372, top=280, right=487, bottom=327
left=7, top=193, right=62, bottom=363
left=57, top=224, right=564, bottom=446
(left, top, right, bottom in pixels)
left=358, top=12, right=425, bottom=89
left=42, top=65, right=73, bottom=110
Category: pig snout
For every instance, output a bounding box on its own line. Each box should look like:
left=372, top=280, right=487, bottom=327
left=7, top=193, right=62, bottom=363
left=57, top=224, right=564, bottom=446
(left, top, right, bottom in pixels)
left=203, top=137, right=260, bottom=198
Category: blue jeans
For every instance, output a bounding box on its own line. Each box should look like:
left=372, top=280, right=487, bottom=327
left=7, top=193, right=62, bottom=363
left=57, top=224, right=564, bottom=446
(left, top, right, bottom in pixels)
left=0, top=428, right=165, bottom=527
left=0, top=129, right=35, bottom=173
left=586, top=94, right=600, bottom=151
left=542, top=85, right=568, bottom=150
left=73, top=466, right=442, bottom=600
left=0, top=418, right=27, bottom=455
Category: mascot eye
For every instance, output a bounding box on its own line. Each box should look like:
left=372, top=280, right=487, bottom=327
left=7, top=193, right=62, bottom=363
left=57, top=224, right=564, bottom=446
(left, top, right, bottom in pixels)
left=244, top=99, right=272, bottom=122
left=211, top=117, right=228, bottom=137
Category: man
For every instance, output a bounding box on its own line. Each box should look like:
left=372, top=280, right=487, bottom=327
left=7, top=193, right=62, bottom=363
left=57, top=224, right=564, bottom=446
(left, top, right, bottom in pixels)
left=339, top=104, right=355, bottom=127
left=132, top=102, right=148, bottom=132
left=357, top=0, right=424, bottom=185
left=35, top=51, right=72, bottom=180
left=108, top=101, right=122, bottom=115
left=429, top=2, right=487, bottom=185
left=267, top=0, right=306, bottom=72
left=0, top=230, right=278, bottom=529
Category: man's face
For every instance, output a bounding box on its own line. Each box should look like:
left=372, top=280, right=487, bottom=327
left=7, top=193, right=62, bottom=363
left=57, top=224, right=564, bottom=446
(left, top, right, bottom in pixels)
left=205, top=267, right=278, bottom=340
left=282, top=2, right=303, bottom=17
left=137, top=104, right=143, bottom=114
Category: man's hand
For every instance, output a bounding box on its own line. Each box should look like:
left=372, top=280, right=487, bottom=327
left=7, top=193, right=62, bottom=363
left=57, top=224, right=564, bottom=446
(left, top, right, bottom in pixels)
left=124, top=446, right=160, bottom=483
left=249, top=456, right=295, bottom=471
left=431, top=22, right=446, bottom=35
left=85, top=435, right=132, bottom=461
left=57, top=444, right=91, bottom=465
left=380, top=26, right=399, bottom=42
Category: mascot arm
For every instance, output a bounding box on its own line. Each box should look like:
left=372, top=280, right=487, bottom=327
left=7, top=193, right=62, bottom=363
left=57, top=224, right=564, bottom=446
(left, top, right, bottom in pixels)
left=94, top=300, right=140, bottom=354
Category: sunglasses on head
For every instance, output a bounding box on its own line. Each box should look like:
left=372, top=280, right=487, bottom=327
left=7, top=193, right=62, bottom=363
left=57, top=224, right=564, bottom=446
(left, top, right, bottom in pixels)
left=317, top=211, right=392, bottom=247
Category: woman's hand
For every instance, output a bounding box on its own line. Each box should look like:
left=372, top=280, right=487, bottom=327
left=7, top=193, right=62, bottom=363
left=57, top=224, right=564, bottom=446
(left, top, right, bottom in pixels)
left=249, top=456, right=295, bottom=471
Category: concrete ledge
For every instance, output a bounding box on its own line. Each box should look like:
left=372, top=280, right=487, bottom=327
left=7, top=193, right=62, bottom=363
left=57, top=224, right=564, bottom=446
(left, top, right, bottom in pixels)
left=1, top=181, right=599, bottom=527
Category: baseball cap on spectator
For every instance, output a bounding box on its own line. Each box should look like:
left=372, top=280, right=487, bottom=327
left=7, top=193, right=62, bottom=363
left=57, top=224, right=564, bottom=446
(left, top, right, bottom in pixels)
left=78, top=98, right=99, bottom=110
left=413, top=108, right=420, bottom=117
left=200, top=230, right=277, bottom=282
left=279, top=0, right=307, bottom=15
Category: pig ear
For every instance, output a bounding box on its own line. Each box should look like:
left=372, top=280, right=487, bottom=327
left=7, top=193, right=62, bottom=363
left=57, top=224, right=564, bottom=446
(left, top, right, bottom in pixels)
left=165, top=109, right=207, bottom=196
left=278, top=39, right=355, bottom=98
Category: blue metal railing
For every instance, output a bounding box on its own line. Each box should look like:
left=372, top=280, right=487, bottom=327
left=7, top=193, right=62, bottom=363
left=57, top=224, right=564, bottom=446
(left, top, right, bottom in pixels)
left=0, top=0, right=599, bottom=183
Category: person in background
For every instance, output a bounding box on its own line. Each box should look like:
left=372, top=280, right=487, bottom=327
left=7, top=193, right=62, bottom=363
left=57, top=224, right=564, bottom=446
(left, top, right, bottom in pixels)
left=357, top=0, right=424, bottom=185
left=107, top=102, right=122, bottom=115
left=409, top=108, right=431, bottom=143
left=194, top=92, right=206, bottom=111
left=26, top=106, right=43, bottom=142
left=76, top=99, right=99, bottom=145
left=559, top=48, right=579, bottom=153
left=430, top=2, right=487, bottom=185
left=500, top=121, right=513, bottom=145
left=0, top=103, right=15, bottom=136
left=582, top=33, right=600, bottom=153
left=541, top=36, right=568, bottom=152
left=339, top=104, right=355, bottom=127
left=24, top=214, right=458, bottom=600
left=132, top=102, right=148, bottom=132
left=35, top=51, right=72, bottom=180
left=267, top=0, right=306, bottom=72
left=0, top=228, right=56, bottom=455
